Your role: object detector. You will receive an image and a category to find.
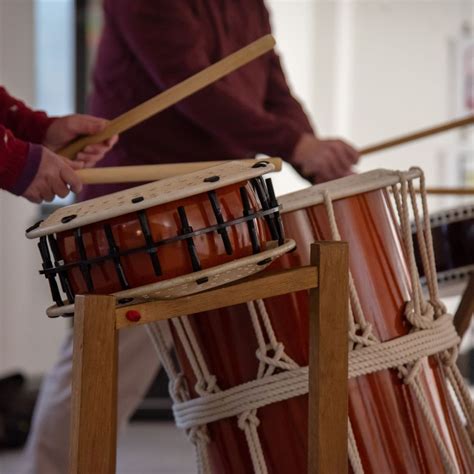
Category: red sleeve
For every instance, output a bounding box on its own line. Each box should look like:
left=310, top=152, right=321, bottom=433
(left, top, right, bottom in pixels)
left=0, top=125, right=29, bottom=192
left=110, top=0, right=303, bottom=160
left=0, top=87, right=54, bottom=144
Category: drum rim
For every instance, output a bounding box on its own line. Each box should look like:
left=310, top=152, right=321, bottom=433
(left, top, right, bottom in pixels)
left=26, top=160, right=276, bottom=239
left=278, top=168, right=423, bottom=213
left=45, top=238, right=296, bottom=317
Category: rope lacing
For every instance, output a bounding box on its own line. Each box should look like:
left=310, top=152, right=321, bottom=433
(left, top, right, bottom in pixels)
left=144, top=168, right=472, bottom=474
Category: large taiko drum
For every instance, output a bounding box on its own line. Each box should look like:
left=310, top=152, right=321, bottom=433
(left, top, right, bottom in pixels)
left=26, top=160, right=294, bottom=317
left=156, top=168, right=473, bottom=474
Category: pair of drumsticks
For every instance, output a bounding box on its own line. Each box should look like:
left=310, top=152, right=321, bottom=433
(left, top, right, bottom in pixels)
left=58, top=35, right=474, bottom=195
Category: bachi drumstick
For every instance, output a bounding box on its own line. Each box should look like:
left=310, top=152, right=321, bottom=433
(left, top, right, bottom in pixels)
left=360, top=114, right=474, bottom=156
left=58, top=34, right=275, bottom=159
left=76, top=113, right=474, bottom=185
left=77, top=158, right=283, bottom=184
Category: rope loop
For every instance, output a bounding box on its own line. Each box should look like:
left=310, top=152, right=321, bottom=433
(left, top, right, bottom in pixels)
left=440, top=346, right=459, bottom=367
left=404, top=300, right=434, bottom=330
left=255, top=342, right=296, bottom=371
left=349, top=323, right=377, bottom=348
left=399, top=358, right=424, bottom=385
left=169, top=373, right=189, bottom=402
left=188, top=426, right=210, bottom=446
left=238, top=410, right=261, bottom=430
left=195, top=374, right=218, bottom=396
left=429, top=298, right=448, bottom=319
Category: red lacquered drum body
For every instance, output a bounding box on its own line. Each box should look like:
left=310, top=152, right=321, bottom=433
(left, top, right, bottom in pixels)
left=56, top=182, right=268, bottom=296
left=172, top=188, right=473, bottom=473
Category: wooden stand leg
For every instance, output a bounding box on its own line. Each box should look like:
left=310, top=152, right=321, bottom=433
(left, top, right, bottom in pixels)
left=69, top=295, right=118, bottom=474
left=308, top=242, right=349, bottom=474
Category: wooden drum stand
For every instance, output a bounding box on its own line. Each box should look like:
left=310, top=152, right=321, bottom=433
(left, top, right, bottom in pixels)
left=68, top=242, right=349, bottom=474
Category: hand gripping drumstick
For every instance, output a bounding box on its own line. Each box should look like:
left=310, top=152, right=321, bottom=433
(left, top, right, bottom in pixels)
left=58, top=34, right=275, bottom=159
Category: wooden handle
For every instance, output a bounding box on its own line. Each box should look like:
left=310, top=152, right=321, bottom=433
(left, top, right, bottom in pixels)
left=424, top=187, right=474, bottom=196
left=58, top=35, right=275, bottom=159
left=360, top=114, right=474, bottom=156
left=77, top=158, right=283, bottom=184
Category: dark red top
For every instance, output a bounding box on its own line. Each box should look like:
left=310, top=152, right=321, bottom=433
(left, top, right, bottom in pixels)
left=0, top=87, right=54, bottom=195
left=83, top=0, right=313, bottom=199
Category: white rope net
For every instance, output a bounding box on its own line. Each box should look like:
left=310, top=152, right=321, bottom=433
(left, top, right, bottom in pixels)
left=146, top=168, right=473, bottom=474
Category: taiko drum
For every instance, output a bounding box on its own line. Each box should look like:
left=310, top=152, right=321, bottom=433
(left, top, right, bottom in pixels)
left=171, top=173, right=473, bottom=473
left=28, top=161, right=289, bottom=313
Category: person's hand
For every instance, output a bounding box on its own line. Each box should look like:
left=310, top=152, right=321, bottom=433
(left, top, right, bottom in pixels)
left=291, top=133, right=359, bottom=184
left=43, top=114, right=118, bottom=167
left=22, top=147, right=84, bottom=203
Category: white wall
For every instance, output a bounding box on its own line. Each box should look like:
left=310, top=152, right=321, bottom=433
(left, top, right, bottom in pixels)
left=0, top=0, right=68, bottom=376
left=269, top=0, right=473, bottom=208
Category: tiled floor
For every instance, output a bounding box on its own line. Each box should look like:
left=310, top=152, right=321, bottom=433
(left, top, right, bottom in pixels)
left=0, top=422, right=196, bottom=474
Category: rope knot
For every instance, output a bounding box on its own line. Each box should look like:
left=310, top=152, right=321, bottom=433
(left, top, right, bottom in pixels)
left=428, top=298, right=447, bottom=318
left=256, top=342, right=284, bottom=364
left=440, top=347, right=459, bottom=367
left=398, top=358, right=423, bottom=385
left=195, top=375, right=218, bottom=396
left=404, top=300, right=434, bottom=330
left=187, top=426, right=210, bottom=446
left=349, top=323, right=377, bottom=348
left=238, top=410, right=261, bottom=430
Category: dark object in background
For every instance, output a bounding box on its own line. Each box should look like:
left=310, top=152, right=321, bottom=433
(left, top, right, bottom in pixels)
left=131, top=367, right=173, bottom=422
left=414, top=204, right=474, bottom=289
left=0, top=367, right=173, bottom=452
left=0, top=373, right=38, bottom=450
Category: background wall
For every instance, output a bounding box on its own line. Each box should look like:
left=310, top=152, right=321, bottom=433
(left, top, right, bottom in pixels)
left=0, top=0, right=472, bottom=376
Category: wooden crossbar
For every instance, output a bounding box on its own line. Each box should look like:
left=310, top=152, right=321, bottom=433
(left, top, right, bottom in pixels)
left=116, top=266, right=318, bottom=329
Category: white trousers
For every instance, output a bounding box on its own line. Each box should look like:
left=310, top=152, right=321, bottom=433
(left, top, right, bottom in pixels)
left=19, top=325, right=160, bottom=474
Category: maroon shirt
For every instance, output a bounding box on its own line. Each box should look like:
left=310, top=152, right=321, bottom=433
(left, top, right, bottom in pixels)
left=0, top=87, right=53, bottom=195
left=83, top=0, right=313, bottom=199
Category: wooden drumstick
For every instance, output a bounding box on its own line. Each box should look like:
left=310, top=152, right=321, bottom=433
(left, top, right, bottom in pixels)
left=58, top=35, right=275, bottom=159
left=360, top=114, right=474, bottom=155
left=423, top=187, right=474, bottom=196
left=77, top=158, right=283, bottom=184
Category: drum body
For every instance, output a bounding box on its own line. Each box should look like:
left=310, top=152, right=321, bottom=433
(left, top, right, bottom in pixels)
left=172, top=178, right=473, bottom=473
left=56, top=182, right=268, bottom=296
left=27, top=161, right=293, bottom=316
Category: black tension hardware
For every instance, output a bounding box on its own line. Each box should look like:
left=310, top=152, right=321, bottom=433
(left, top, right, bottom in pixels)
left=74, top=228, right=94, bottom=292
left=104, top=224, right=130, bottom=290
left=208, top=190, right=233, bottom=255
left=36, top=177, right=285, bottom=307
left=240, top=186, right=260, bottom=254
left=38, top=237, right=64, bottom=309
left=47, top=234, right=75, bottom=304
left=137, top=210, right=163, bottom=277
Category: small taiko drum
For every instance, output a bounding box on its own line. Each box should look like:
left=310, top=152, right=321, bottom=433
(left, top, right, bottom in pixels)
left=156, top=168, right=473, bottom=474
left=26, top=160, right=295, bottom=317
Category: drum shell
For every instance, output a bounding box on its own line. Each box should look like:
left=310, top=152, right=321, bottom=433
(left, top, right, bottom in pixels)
left=173, top=189, right=473, bottom=473
left=56, top=182, right=268, bottom=296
